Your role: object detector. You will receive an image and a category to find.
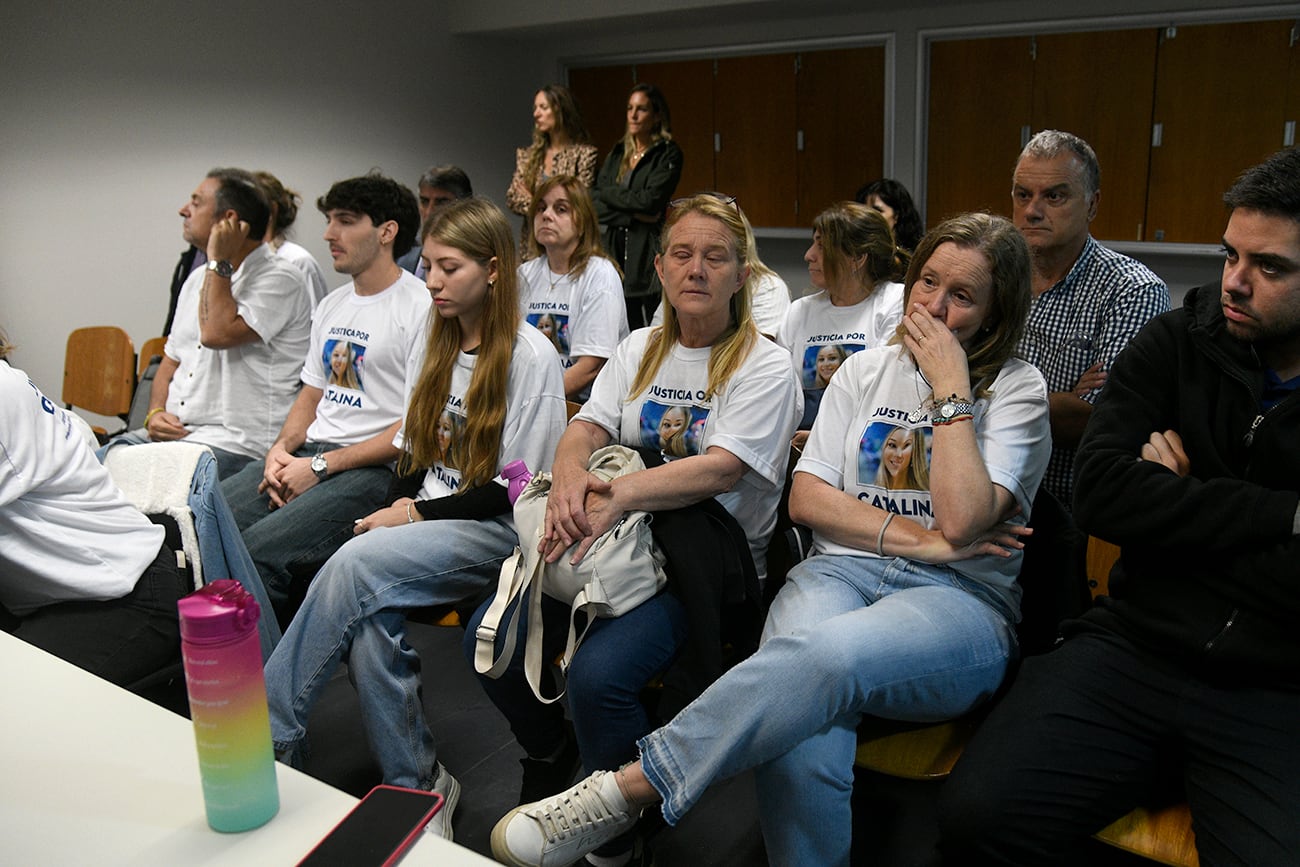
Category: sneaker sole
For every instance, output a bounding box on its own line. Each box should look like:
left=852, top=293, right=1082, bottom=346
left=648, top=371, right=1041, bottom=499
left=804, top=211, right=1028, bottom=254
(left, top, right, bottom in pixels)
left=490, top=805, right=531, bottom=867
left=430, top=770, right=461, bottom=842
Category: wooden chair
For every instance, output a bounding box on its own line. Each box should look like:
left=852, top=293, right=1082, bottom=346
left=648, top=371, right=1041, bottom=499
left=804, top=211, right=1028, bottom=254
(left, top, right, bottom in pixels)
left=1086, top=536, right=1199, bottom=867
left=137, top=335, right=166, bottom=379
left=62, top=326, right=135, bottom=440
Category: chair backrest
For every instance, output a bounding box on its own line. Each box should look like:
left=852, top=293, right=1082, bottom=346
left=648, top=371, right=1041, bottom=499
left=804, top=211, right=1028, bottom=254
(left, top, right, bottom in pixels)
left=138, top=335, right=166, bottom=379
left=63, top=326, right=135, bottom=419
left=1086, top=536, right=1122, bottom=599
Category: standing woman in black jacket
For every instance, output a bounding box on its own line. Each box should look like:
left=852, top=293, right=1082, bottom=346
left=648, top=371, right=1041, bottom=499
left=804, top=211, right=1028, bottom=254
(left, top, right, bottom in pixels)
left=592, top=83, right=683, bottom=329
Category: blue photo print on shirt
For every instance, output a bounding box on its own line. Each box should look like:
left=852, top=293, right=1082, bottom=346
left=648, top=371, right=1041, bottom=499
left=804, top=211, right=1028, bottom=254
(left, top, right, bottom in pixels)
left=640, top=401, right=707, bottom=459
left=857, top=421, right=932, bottom=491
left=800, top=342, right=864, bottom=388
left=323, top=339, right=366, bottom=391
left=528, top=312, right=570, bottom=356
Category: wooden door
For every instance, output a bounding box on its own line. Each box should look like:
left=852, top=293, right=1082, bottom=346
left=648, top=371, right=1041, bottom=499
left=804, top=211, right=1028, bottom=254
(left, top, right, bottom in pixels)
left=567, top=64, right=635, bottom=162
left=714, top=53, right=799, bottom=227
left=1031, top=29, right=1159, bottom=243
left=927, top=36, right=1034, bottom=226
left=797, top=46, right=886, bottom=227
left=1145, top=20, right=1294, bottom=243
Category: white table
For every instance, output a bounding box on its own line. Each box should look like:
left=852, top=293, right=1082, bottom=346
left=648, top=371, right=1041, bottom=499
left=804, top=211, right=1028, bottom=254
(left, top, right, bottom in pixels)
left=0, top=632, right=495, bottom=865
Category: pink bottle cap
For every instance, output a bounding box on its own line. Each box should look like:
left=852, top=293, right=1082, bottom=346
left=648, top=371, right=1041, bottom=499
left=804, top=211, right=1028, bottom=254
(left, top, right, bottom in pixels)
left=178, top=579, right=261, bottom=644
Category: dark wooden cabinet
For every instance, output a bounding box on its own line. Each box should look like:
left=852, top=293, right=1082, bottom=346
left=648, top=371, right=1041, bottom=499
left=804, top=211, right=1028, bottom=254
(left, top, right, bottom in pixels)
left=927, top=19, right=1298, bottom=245
left=570, top=45, right=886, bottom=228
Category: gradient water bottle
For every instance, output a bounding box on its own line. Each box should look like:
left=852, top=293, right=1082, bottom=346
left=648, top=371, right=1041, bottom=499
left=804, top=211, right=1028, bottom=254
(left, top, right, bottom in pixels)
left=178, top=579, right=280, bottom=832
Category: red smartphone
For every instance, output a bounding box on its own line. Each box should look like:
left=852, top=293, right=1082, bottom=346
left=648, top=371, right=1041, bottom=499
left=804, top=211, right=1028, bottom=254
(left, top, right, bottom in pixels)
left=297, top=784, right=445, bottom=867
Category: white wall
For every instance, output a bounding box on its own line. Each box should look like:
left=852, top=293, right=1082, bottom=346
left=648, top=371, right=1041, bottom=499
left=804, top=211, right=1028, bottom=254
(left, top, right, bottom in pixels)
left=0, top=0, right=545, bottom=423
left=2, top=0, right=1283, bottom=419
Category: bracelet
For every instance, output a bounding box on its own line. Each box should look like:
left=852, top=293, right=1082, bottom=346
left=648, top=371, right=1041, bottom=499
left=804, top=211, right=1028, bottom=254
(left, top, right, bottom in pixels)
left=405, top=502, right=416, bottom=524
left=932, top=412, right=974, bottom=426
left=144, top=407, right=165, bottom=426
left=875, top=513, right=896, bottom=557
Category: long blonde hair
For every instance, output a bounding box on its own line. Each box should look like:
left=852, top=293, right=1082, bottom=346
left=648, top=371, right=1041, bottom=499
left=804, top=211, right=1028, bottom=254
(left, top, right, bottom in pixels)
left=627, top=194, right=758, bottom=401
left=402, top=198, right=520, bottom=489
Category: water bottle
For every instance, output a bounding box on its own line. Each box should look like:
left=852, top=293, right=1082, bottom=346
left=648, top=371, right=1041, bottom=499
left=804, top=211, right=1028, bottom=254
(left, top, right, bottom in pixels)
left=502, top=459, right=533, bottom=504
left=178, top=579, right=280, bottom=832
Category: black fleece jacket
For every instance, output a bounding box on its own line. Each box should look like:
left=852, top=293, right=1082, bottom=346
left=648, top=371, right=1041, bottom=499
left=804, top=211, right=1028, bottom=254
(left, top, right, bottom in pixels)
left=1072, top=282, right=1300, bottom=686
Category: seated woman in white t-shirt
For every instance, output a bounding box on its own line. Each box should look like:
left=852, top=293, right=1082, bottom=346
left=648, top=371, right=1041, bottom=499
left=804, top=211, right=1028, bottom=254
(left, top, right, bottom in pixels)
left=649, top=212, right=791, bottom=339
left=491, top=213, right=1052, bottom=867
left=471, top=194, right=800, bottom=866
left=519, top=175, right=629, bottom=402
left=0, top=337, right=185, bottom=689
left=779, top=201, right=910, bottom=451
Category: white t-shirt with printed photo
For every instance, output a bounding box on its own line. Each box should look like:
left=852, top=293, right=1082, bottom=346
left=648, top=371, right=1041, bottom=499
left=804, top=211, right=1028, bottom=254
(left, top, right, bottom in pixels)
left=795, top=345, right=1050, bottom=608
left=302, top=271, right=430, bottom=447
left=777, top=282, right=905, bottom=422
left=518, top=256, right=629, bottom=399
left=393, top=324, right=567, bottom=516
left=577, top=327, right=801, bottom=579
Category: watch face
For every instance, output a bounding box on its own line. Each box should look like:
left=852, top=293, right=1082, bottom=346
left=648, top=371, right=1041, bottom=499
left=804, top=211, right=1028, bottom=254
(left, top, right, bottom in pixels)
left=311, top=455, right=327, bottom=474
left=941, top=403, right=956, bottom=418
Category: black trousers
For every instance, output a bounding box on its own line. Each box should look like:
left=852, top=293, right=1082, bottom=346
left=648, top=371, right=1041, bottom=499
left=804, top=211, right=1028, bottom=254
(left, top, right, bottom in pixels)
left=5, top=542, right=186, bottom=689
left=937, top=626, right=1300, bottom=867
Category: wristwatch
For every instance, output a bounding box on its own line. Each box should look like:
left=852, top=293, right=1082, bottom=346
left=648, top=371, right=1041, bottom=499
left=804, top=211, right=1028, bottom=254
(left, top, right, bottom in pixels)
left=931, top=395, right=975, bottom=424
left=207, top=259, right=234, bottom=278
left=310, top=453, right=329, bottom=481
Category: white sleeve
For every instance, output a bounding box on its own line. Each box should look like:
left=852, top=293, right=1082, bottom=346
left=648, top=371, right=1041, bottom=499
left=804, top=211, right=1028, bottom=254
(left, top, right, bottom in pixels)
left=567, top=260, right=629, bottom=360
left=703, top=343, right=800, bottom=486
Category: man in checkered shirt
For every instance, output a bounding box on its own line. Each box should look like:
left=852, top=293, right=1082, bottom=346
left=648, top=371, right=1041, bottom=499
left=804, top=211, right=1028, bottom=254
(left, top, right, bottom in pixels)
left=1011, top=130, right=1170, bottom=508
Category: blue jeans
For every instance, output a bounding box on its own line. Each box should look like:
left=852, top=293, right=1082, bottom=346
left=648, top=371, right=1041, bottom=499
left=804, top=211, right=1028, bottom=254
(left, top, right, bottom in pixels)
left=221, top=443, right=393, bottom=618
left=263, top=516, right=518, bottom=789
left=464, top=589, right=687, bottom=774
left=638, top=554, right=1018, bottom=867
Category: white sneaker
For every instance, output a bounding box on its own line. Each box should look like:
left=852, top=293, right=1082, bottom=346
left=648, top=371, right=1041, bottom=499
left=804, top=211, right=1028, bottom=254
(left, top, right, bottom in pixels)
left=427, top=762, right=461, bottom=840
left=491, top=770, right=641, bottom=867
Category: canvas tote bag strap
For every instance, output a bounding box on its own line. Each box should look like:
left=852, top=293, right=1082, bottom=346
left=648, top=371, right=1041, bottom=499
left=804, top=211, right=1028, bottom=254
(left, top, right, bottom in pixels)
left=474, top=546, right=538, bottom=679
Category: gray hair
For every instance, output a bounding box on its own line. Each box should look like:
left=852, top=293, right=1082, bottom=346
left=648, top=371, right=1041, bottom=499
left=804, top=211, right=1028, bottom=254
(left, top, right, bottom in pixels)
left=1016, top=130, right=1100, bottom=198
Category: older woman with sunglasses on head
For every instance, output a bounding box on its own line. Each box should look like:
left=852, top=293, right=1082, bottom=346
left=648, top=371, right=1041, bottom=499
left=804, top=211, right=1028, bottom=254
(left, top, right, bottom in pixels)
left=470, top=193, right=799, bottom=867
left=493, top=213, right=1051, bottom=867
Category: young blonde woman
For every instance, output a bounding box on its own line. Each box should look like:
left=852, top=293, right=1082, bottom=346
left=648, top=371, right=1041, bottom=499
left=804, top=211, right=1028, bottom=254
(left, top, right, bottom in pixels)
left=506, top=85, right=597, bottom=257
left=493, top=213, right=1051, bottom=867
left=470, top=194, right=799, bottom=866
left=520, top=175, right=628, bottom=400
left=262, top=198, right=567, bottom=839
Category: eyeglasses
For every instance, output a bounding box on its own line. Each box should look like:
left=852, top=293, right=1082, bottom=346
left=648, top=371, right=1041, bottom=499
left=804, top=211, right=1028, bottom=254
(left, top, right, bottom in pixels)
left=669, top=192, right=740, bottom=212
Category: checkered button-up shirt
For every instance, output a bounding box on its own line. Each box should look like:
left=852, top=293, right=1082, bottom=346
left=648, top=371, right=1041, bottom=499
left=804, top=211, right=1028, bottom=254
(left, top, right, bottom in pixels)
left=1016, top=236, right=1170, bottom=507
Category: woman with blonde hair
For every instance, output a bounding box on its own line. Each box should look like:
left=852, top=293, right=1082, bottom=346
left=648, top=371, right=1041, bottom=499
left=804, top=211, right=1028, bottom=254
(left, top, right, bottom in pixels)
left=780, top=201, right=911, bottom=450
left=493, top=213, right=1051, bottom=867
left=507, top=85, right=598, bottom=256
left=263, top=197, right=567, bottom=838
left=873, top=424, right=930, bottom=491
left=592, top=83, right=683, bottom=329
left=520, top=175, right=628, bottom=400
left=473, top=194, right=800, bottom=865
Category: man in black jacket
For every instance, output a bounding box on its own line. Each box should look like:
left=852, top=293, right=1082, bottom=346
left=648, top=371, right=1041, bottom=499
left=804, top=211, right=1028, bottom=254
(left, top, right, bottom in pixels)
left=939, top=148, right=1300, bottom=865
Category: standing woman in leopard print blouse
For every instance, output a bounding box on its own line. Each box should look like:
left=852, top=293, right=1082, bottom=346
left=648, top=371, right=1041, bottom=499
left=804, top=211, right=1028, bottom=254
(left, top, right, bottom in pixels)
left=506, top=84, right=597, bottom=257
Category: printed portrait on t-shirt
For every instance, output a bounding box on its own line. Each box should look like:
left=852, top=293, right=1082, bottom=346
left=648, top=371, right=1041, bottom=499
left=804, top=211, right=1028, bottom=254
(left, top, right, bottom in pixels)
left=857, top=422, right=932, bottom=491
left=323, top=339, right=365, bottom=391
left=435, top=408, right=464, bottom=472
left=527, top=311, right=570, bottom=356
left=639, top=401, right=707, bottom=459
left=800, top=342, right=865, bottom=389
